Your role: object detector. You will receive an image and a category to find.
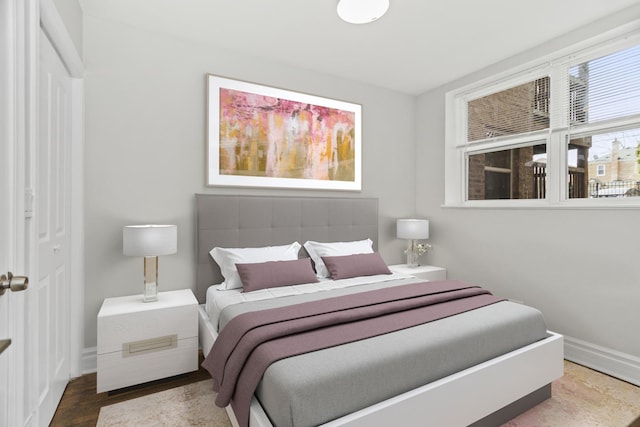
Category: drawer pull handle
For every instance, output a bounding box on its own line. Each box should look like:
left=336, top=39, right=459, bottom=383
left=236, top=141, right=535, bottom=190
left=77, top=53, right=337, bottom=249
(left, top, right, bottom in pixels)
left=122, top=334, right=177, bottom=357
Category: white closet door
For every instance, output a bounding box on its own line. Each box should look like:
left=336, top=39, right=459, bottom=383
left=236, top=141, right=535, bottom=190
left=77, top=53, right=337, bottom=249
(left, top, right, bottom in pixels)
left=35, top=29, right=72, bottom=426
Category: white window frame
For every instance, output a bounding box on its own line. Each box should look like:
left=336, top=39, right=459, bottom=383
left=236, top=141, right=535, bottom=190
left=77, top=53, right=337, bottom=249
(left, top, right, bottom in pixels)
left=597, top=164, right=606, bottom=177
left=445, top=20, right=640, bottom=209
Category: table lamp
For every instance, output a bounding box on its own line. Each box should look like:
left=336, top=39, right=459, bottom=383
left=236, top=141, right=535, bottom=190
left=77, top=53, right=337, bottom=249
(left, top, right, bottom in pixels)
left=123, top=224, right=177, bottom=302
left=396, top=219, right=429, bottom=267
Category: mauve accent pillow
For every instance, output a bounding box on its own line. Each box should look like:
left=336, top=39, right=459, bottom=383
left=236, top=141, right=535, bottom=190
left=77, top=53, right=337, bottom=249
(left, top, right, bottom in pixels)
left=210, top=242, right=301, bottom=290
left=321, top=252, right=392, bottom=280
left=304, top=239, right=374, bottom=278
left=236, top=258, right=319, bottom=292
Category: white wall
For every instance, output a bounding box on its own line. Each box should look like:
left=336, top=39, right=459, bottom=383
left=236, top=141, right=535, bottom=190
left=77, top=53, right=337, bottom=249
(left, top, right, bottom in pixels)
left=82, top=15, right=416, bottom=348
left=416, top=6, right=640, bottom=363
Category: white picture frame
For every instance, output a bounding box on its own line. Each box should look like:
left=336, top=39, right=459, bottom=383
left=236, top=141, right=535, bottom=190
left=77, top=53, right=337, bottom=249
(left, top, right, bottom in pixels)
left=206, top=74, right=362, bottom=191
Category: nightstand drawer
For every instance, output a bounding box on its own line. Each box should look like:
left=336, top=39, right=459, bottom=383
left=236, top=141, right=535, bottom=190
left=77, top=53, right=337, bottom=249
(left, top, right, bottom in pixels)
left=97, top=304, right=197, bottom=354
left=96, top=336, right=197, bottom=393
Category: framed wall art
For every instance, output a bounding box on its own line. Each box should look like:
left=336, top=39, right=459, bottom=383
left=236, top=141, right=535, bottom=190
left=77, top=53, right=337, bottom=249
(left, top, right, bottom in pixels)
left=206, top=74, right=362, bottom=191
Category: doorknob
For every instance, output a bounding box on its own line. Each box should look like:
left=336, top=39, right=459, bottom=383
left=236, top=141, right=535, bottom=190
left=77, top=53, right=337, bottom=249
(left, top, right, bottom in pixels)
left=0, top=272, right=29, bottom=296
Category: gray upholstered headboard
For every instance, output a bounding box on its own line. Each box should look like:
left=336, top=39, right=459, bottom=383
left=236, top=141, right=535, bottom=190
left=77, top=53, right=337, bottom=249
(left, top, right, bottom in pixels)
left=195, top=194, right=379, bottom=302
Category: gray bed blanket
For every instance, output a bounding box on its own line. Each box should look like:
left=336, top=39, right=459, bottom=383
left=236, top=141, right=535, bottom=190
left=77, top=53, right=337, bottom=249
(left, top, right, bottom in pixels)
left=204, top=281, right=505, bottom=427
left=210, top=278, right=548, bottom=427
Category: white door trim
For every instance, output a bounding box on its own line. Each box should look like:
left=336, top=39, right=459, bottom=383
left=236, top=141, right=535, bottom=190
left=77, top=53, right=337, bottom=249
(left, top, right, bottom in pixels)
left=69, top=77, right=84, bottom=378
left=2, top=0, right=37, bottom=425
left=0, top=1, right=17, bottom=424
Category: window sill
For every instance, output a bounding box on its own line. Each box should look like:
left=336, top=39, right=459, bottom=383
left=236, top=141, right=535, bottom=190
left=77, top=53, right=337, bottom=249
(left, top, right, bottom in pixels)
left=442, top=200, right=640, bottom=210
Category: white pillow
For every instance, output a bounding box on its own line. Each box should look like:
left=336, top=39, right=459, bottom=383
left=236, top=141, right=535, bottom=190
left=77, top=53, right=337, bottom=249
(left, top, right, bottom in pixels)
left=303, top=239, right=374, bottom=278
left=210, top=242, right=301, bottom=290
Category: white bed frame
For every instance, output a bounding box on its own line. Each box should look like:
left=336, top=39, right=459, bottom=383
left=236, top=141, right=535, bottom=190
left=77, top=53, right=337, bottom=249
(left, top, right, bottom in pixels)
left=194, top=195, right=564, bottom=426
left=199, top=306, right=564, bottom=427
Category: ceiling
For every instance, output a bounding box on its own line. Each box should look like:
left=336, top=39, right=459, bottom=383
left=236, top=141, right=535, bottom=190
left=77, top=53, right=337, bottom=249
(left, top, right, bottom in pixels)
left=79, top=0, right=640, bottom=94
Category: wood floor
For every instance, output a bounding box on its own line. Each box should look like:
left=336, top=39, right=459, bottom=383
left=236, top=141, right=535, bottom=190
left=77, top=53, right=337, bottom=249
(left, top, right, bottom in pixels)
left=50, top=353, right=211, bottom=427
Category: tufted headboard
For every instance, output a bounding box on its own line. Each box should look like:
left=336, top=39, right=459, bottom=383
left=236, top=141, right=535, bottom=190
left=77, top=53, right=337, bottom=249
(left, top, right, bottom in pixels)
left=194, top=194, right=379, bottom=302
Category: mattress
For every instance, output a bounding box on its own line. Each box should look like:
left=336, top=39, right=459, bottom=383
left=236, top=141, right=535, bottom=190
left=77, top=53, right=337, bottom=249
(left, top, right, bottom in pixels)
left=206, top=276, right=549, bottom=427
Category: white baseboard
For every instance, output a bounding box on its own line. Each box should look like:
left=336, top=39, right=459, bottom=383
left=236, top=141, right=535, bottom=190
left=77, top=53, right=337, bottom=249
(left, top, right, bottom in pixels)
left=82, top=346, right=97, bottom=375
left=564, top=335, right=640, bottom=387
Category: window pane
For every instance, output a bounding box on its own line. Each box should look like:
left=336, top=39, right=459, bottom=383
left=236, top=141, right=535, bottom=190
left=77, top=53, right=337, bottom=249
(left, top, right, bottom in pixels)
left=569, top=44, right=640, bottom=125
left=467, top=78, right=550, bottom=142
left=467, top=144, right=547, bottom=200
left=568, top=128, right=640, bottom=199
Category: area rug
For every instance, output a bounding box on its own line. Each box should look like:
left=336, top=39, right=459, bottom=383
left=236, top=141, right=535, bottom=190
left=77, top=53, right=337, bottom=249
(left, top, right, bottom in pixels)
left=96, top=379, right=231, bottom=427
left=504, top=361, right=640, bottom=427
left=97, top=361, right=640, bottom=426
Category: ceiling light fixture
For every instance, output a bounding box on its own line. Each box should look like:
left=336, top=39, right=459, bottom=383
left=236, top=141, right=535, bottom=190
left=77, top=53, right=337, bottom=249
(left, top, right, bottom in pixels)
left=337, top=0, right=389, bottom=24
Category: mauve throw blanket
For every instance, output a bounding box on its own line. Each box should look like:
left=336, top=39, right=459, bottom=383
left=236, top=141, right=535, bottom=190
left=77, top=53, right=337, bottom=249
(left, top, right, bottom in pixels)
left=202, top=280, right=505, bottom=427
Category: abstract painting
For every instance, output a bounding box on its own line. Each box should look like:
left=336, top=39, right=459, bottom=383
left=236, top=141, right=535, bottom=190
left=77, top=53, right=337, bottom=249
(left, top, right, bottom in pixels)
left=207, top=75, right=361, bottom=190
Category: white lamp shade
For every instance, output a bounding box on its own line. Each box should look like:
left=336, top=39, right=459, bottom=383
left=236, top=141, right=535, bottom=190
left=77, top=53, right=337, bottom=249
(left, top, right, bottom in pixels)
left=123, top=225, right=177, bottom=256
left=397, top=219, right=429, bottom=240
left=337, top=0, right=389, bottom=24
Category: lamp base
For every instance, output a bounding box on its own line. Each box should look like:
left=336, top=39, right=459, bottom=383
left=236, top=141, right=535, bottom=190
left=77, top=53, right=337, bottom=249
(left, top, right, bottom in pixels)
left=143, top=282, right=158, bottom=303
left=143, top=256, right=159, bottom=302
left=405, top=240, right=419, bottom=268
left=406, top=251, right=419, bottom=268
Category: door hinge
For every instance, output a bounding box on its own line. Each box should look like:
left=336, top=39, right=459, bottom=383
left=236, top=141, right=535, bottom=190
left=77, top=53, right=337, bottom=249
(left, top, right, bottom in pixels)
left=25, top=188, right=34, bottom=218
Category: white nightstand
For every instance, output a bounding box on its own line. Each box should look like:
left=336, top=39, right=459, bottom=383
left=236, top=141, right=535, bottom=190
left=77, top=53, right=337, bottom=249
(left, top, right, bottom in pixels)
left=389, top=264, right=447, bottom=281
left=96, top=289, right=198, bottom=393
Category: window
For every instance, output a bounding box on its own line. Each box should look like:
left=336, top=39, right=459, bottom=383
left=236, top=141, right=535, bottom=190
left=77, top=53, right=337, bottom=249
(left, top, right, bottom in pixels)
left=566, top=44, right=640, bottom=200
left=446, top=29, right=640, bottom=207
left=467, top=78, right=550, bottom=143
left=467, top=143, right=547, bottom=200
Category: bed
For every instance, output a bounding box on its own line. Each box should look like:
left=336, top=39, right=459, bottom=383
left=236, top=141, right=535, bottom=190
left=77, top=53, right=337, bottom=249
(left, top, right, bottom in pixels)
left=195, top=194, right=563, bottom=427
